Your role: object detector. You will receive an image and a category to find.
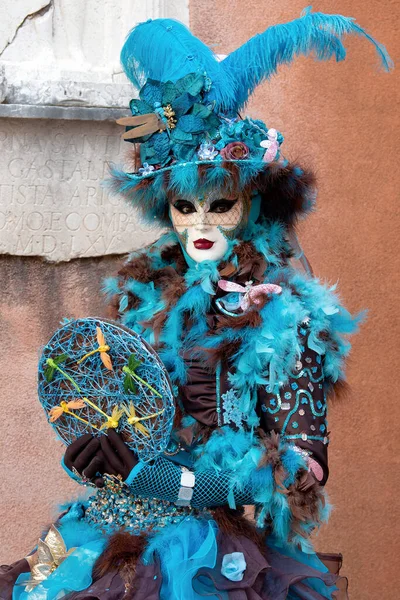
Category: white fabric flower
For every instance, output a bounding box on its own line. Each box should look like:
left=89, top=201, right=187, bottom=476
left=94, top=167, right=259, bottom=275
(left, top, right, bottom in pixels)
left=197, top=142, right=218, bottom=160
left=221, top=552, right=247, bottom=582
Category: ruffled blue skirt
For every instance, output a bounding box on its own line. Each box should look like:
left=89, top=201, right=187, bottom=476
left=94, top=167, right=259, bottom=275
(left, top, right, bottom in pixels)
left=7, top=504, right=346, bottom=600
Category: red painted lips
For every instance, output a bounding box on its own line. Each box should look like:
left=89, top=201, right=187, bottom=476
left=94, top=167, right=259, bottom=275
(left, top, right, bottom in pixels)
left=193, top=238, right=214, bottom=250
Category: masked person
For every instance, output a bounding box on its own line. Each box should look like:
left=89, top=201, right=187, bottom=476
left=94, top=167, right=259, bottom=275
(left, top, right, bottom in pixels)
left=1, top=10, right=392, bottom=600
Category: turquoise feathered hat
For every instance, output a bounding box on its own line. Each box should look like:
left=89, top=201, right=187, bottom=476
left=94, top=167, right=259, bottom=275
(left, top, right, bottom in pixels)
left=110, top=7, right=392, bottom=226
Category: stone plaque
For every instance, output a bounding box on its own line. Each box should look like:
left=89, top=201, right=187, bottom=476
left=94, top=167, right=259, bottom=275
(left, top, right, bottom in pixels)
left=0, top=118, right=163, bottom=261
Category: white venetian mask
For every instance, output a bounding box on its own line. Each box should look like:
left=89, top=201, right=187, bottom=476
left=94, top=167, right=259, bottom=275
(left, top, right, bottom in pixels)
left=169, top=193, right=248, bottom=263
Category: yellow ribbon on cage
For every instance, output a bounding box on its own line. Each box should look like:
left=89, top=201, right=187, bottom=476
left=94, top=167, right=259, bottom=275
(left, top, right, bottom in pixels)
left=76, top=327, right=113, bottom=371
left=122, top=402, right=165, bottom=437
left=99, top=405, right=125, bottom=430
left=74, top=396, right=124, bottom=432
left=49, top=400, right=100, bottom=431
left=49, top=396, right=123, bottom=433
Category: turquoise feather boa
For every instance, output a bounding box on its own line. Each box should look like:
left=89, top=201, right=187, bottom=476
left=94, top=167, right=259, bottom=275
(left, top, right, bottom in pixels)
left=104, top=220, right=362, bottom=423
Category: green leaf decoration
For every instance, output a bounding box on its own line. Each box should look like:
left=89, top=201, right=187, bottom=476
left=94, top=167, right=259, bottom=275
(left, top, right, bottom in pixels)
left=44, top=365, right=55, bottom=382
left=122, top=354, right=142, bottom=395
left=124, top=376, right=137, bottom=395
left=53, top=353, right=69, bottom=365
left=44, top=353, right=68, bottom=382
left=128, top=354, right=142, bottom=372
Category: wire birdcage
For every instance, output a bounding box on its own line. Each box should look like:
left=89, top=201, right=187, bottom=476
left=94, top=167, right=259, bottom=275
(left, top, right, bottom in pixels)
left=38, top=318, right=175, bottom=462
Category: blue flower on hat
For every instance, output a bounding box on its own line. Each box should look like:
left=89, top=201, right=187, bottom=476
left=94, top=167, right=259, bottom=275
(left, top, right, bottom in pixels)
left=127, top=73, right=220, bottom=168
left=138, top=162, right=155, bottom=176
left=221, top=552, right=247, bottom=582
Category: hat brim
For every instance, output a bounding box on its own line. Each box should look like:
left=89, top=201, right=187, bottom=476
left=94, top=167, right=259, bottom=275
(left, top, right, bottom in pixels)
left=108, top=159, right=316, bottom=227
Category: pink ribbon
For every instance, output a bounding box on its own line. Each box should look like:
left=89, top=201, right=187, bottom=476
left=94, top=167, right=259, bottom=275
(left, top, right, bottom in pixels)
left=308, top=457, right=324, bottom=482
left=218, top=279, right=282, bottom=311
left=260, top=128, right=279, bottom=163
left=292, top=446, right=324, bottom=482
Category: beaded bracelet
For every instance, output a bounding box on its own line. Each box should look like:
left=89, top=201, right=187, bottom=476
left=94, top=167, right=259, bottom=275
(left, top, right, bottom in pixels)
left=175, top=466, right=196, bottom=507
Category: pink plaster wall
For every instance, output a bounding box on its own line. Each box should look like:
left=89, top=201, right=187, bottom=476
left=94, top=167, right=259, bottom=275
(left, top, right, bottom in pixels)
left=0, top=2, right=399, bottom=599
left=0, top=257, right=120, bottom=554
left=190, top=2, right=399, bottom=598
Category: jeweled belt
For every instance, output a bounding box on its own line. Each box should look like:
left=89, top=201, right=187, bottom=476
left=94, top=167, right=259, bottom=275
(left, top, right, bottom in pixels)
left=85, top=474, right=210, bottom=532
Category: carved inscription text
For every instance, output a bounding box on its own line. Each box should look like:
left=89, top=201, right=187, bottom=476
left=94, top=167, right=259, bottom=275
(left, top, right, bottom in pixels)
left=0, top=120, right=161, bottom=261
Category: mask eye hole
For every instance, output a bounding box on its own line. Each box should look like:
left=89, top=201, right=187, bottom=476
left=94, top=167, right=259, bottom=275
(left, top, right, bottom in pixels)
left=173, top=200, right=197, bottom=215
left=209, top=199, right=238, bottom=214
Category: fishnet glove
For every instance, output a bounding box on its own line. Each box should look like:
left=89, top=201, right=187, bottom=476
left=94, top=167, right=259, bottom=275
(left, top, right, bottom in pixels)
left=128, top=456, right=253, bottom=509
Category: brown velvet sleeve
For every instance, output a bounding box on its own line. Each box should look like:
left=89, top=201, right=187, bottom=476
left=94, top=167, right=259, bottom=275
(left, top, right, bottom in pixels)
left=179, top=341, right=329, bottom=485
left=179, top=352, right=219, bottom=428
left=257, top=341, right=329, bottom=485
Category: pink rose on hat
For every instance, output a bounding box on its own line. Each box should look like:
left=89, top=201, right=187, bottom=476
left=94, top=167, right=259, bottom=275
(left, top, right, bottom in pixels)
left=220, top=141, right=250, bottom=160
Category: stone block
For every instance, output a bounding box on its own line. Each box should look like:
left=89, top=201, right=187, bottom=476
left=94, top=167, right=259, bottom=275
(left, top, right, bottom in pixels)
left=0, top=118, right=163, bottom=261
left=0, top=0, right=189, bottom=108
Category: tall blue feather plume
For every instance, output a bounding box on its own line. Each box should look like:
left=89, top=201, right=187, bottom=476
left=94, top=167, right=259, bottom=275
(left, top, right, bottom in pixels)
left=121, top=18, right=236, bottom=108
left=220, top=6, right=393, bottom=111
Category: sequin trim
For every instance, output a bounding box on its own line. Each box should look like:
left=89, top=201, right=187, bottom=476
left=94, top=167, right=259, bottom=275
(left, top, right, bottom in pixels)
left=262, top=357, right=328, bottom=444
left=85, top=474, right=210, bottom=533
left=216, top=362, right=222, bottom=426
left=290, top=367, right=324, bottom=383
